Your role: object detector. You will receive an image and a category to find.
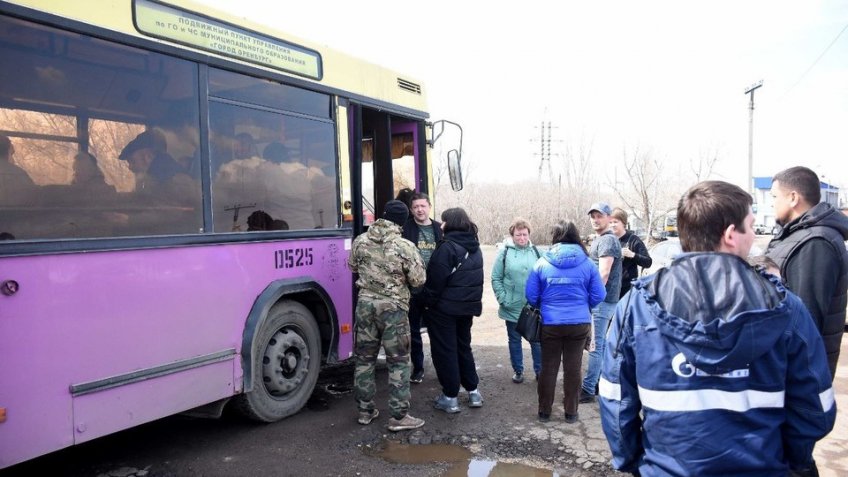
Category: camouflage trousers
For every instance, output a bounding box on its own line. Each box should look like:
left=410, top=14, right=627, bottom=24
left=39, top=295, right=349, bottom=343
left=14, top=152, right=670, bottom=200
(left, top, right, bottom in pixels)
left=353, top=297, right=411, bottom=419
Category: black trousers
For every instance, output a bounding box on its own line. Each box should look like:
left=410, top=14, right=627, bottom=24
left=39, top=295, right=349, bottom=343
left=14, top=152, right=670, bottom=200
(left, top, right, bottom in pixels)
left=426, top=308, right=479, bottom=398
left=537, top=323, right=591, bottom=416
left=408, top=295, right=425, bottom=373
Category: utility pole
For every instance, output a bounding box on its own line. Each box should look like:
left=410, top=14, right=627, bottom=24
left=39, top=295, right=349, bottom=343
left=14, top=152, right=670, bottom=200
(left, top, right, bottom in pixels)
left=532, top=120, right=557, bottom=185
left=744, top=80, right=763, bottom=195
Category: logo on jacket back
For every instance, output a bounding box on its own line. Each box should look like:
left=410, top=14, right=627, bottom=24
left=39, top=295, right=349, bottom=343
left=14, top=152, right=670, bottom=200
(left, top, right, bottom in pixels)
left=671, top=353, right=749, bottom=378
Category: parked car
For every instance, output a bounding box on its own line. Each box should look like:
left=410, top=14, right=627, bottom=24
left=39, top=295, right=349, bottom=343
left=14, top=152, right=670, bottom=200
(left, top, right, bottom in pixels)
left=754, top=224, right=769, bottom=235
left=642, top=238, right=682, bottom=276
left=642, top=238, right=766, bottom=276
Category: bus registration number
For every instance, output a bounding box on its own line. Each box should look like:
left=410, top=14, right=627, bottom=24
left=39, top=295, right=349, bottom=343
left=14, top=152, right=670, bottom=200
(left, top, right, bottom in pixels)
left=275, top=247, right=314, bottom=269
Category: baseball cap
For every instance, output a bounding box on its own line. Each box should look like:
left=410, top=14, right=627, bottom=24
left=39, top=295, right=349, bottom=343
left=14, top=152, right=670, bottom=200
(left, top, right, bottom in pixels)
left=587, top=202, right=612, bottom=216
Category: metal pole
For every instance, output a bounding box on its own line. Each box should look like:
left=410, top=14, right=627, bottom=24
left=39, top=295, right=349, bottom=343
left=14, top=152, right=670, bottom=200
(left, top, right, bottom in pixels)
left=744, top=80, right=763, bottom=195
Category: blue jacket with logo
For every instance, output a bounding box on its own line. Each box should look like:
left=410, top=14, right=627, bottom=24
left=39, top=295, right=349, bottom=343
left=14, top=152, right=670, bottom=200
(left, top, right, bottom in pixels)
left=525, top=243, right=606, bottom=326
left=599, top=253, right=835, bottom=476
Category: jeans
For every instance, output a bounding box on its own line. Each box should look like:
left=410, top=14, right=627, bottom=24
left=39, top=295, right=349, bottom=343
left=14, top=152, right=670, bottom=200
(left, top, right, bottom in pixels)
left=505, top=320, right=541, bottom=375
left=582, top=300, right=617, bottom=394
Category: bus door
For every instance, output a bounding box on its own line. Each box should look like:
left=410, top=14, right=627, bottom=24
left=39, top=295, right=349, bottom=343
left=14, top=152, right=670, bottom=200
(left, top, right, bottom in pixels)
left=347, top=105, right=428, bottom=236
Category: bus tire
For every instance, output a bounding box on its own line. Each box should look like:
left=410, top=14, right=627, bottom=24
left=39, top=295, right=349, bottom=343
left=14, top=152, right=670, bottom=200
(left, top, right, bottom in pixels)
left=234, top=300, right=321, bottom=422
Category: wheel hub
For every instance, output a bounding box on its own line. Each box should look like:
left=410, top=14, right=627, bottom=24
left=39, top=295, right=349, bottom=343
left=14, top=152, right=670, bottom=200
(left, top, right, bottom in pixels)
left=262, top=328, right=310, bottom=396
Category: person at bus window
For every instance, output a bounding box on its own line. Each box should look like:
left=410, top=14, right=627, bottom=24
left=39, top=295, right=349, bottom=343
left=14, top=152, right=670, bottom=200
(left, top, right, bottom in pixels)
left=270, top=219, right=289, bottom=231
left=608, top=208, right=651, bottom=298
left=599, top=180, right=835, bottom=476
left=422, top=207, right=485, bottom=413
left=234, top=132, right=260, bottom=160
left=401, top=191, right=443, bottom=384
left=246, top=210, right=274, bottom=231
left=491, top=217, right=542, bottom=384
left=347, top=200, right=427, bottom=432
left=119, top=129, right=186, bottom=184
left=0, top=134, right=38, bottom=205
left=0, top=232, right=15, bottom=240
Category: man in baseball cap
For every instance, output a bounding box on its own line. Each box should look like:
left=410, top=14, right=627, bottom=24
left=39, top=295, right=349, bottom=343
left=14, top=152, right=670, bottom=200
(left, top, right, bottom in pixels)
left=580, top=200, right=622, bottom=403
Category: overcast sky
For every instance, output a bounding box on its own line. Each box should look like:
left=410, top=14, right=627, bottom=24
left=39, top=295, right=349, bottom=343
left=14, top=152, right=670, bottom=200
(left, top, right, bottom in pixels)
left=200, top=0, right=847, bottom=190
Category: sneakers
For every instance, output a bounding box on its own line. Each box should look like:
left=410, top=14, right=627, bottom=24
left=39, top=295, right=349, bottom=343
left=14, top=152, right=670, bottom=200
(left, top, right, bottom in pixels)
left=538, top=412, right=550, bottom=422
left=357, top=409, right=379, bottom=425
left=433, top=393, right=461, bottom=413
left=579, top=389, right=596, bottom=404
left=565, top=413, right=579, bottom=424
left=387, top=414, right=425, bottom=432
left=468, top=389, right=483, bottom=408
left=512, top=372, right=524, bottom=384
left=410, top=369, right=424, bottom=384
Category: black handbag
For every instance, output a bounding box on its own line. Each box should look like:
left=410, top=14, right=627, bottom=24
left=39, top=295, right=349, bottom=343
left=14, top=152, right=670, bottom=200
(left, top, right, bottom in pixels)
left=516, top=301, right=542, bottom=343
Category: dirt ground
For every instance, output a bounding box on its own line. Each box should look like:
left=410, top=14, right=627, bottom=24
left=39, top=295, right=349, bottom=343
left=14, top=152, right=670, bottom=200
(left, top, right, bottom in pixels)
left=5, top=240, right=844, bottom=477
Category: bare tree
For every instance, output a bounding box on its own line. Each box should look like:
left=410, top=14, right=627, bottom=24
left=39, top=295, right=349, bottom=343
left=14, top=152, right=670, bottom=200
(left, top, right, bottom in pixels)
left=689, top=144, right=721, bottom=183
left=612, top=145, right=679, bottom=242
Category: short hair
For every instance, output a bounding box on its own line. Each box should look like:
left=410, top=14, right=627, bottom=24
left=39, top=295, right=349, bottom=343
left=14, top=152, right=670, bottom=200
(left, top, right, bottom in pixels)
left=611, top=207, right=628, bottom=226
left=773, top=166, right=821, bottom=205
left=551, top=220, right=587, bottom=255
left=508, top=218, right=531, bottom=235
left=441, top=207, right=478, bottom=235
left=677, top=180, right=752, bottom=252
left=395, top=188, right=415, bottom=207
left=409, top=191, right=431, bottom=206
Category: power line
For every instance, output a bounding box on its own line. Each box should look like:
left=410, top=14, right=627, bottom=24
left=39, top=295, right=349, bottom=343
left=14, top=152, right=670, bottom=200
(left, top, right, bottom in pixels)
left=782, top=21, right=848, bottom=98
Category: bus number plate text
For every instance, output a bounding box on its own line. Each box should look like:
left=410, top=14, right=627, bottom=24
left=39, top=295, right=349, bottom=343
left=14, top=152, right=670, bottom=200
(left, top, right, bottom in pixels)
left=275, top=248, right=314, bottom=269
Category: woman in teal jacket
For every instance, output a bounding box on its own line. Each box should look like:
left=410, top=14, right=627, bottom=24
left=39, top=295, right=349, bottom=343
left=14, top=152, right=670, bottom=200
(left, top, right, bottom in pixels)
left=491, top=218, right=542, bottom=383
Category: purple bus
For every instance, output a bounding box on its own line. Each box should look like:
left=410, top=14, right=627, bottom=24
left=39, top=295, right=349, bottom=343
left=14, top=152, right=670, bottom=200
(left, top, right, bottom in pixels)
left=0, top=0, right=462, bottom=468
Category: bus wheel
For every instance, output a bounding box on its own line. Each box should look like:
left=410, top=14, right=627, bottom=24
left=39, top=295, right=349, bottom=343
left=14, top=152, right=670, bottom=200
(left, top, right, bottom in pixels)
left=234, top=300, right=321, bottom=422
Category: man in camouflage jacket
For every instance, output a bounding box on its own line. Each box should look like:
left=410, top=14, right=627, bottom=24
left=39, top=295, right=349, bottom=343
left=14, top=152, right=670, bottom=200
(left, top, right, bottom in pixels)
left=347, top=200, right=426, bottom=431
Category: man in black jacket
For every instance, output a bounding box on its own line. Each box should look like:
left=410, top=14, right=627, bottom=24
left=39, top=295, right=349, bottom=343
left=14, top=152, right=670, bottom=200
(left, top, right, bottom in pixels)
left=401, top=192, right=443, bottom=383
left=766, top=166, right=848, bottom=381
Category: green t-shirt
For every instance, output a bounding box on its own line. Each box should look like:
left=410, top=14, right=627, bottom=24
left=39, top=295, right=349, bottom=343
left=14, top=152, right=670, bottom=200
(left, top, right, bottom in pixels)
left=417, top=224, right=437, bottom=265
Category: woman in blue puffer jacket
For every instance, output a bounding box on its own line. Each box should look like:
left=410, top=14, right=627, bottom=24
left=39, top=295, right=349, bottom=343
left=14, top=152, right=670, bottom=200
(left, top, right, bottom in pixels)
left=526, top=220, right=605, bottom=423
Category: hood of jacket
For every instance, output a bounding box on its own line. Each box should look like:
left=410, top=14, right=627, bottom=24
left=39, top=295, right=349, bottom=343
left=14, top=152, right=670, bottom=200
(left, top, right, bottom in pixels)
left=776, top=202, right=848, bottom=241
left=502, top=237, right=536, bottom=252
left=543, top=243, right=588, bottom=270
left=633, top=252, right=788, bottom=374
left=366, top=218, right=401, bottom=243
left=445, top=231, right=480, bottom=254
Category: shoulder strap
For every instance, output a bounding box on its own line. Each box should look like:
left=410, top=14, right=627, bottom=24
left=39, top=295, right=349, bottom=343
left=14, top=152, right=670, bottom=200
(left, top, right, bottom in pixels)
left=449, top=241, right=470, bottom=275
left=532, top=245, right=541, bottom=259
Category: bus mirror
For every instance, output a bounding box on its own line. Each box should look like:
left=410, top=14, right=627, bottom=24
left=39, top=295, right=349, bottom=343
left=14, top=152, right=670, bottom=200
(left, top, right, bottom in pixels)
left=427, top=119, right=464, bottom=192
left=447, top=149, right=463, bottom=191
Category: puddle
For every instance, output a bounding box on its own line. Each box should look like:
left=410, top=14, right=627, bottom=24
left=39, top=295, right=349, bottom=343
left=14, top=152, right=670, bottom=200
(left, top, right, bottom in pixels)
left=375, top=441, right=559, bottom=476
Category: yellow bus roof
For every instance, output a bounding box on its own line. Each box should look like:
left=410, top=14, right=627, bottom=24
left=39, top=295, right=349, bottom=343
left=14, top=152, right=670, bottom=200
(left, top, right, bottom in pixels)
left=4, top=0, right=429, bottom=116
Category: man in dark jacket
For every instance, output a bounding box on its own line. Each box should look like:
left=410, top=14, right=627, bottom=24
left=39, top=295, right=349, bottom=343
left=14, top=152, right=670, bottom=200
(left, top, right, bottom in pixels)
left=400, top=192, right=443, bottom=383
left=609, top=207, right=652, bottom=298
left=599, top=180, right=835, bottom=477
left=766, top=166, right=848, bottom=381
